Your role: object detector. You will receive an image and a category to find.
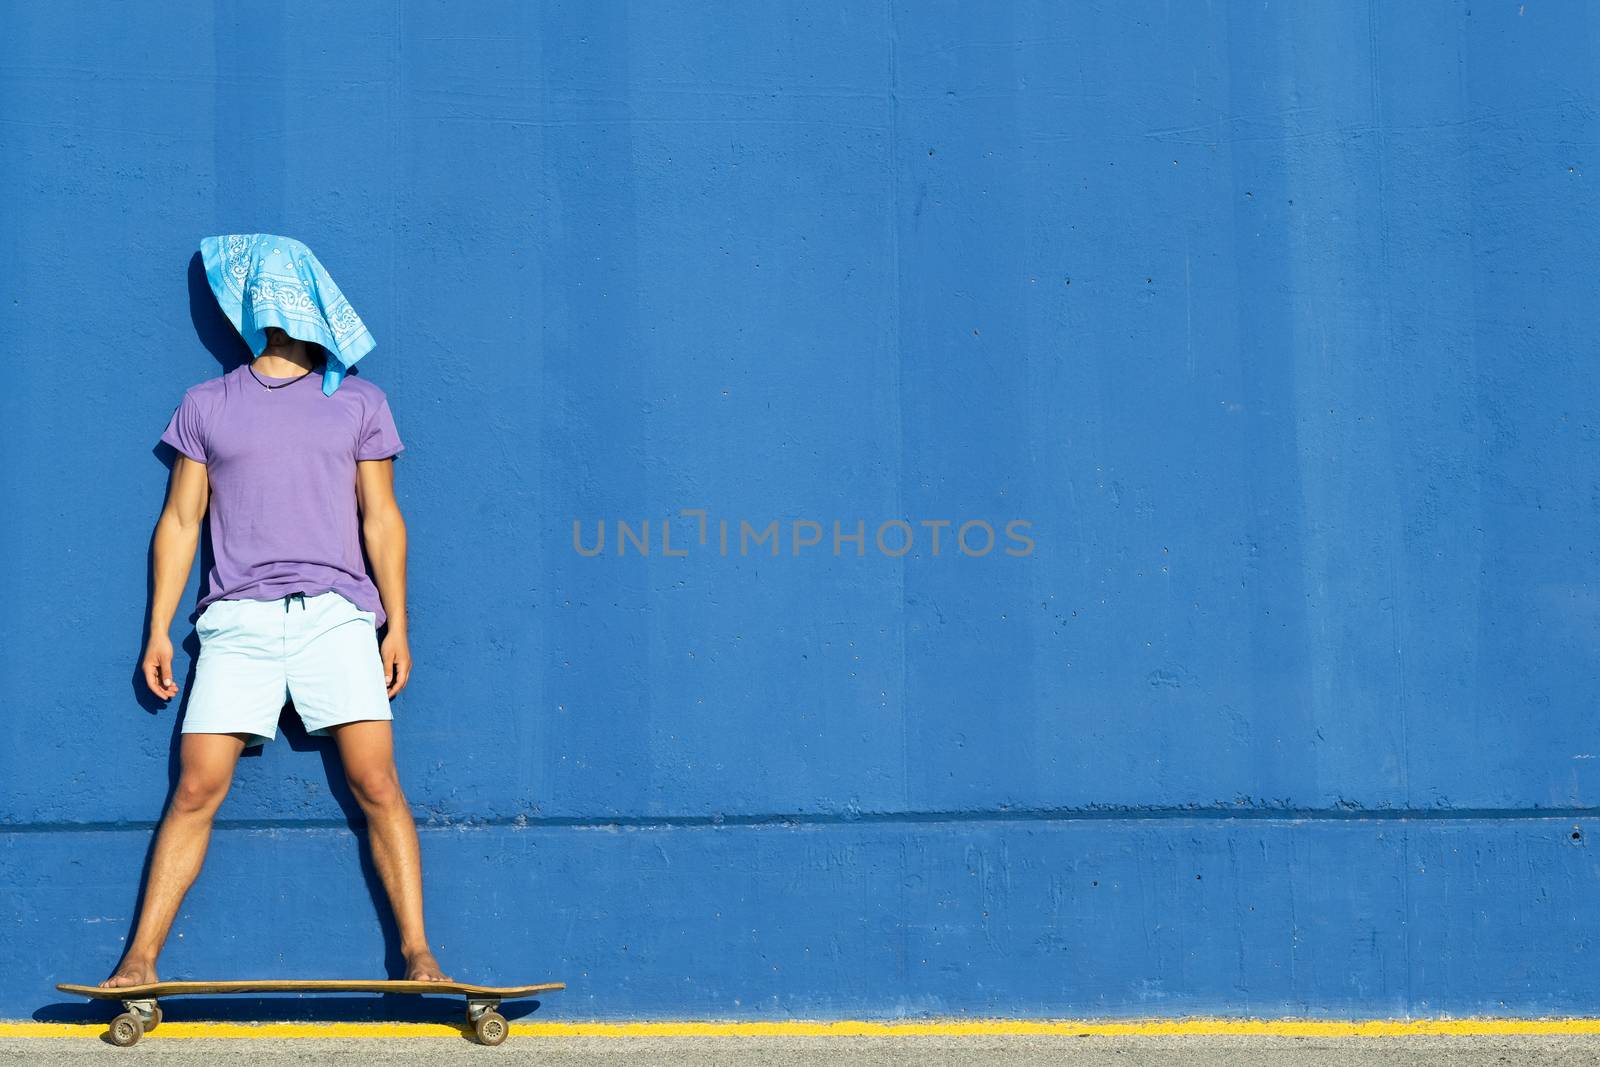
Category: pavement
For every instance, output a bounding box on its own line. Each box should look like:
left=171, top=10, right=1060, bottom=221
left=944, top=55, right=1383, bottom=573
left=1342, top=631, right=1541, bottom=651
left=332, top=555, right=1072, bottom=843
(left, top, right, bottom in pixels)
left=6, top=1035, right=1600, bottom=1064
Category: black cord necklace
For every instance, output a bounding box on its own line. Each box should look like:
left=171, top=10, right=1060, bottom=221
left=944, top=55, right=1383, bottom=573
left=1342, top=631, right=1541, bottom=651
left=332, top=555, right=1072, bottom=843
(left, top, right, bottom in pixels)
left=249, top=361, right=318, bottom=392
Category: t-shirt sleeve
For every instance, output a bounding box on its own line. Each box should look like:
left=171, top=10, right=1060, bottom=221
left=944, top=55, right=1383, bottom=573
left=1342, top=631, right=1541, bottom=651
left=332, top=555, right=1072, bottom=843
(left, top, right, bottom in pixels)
left=357, top=396, right=405, bottom=461
left=159, top=391, right=208, bottom=463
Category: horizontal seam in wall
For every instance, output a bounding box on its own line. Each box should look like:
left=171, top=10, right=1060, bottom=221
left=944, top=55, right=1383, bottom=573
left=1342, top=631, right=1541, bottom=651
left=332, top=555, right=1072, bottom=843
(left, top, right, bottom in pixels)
left=2, top=806, right=1597, bottom=834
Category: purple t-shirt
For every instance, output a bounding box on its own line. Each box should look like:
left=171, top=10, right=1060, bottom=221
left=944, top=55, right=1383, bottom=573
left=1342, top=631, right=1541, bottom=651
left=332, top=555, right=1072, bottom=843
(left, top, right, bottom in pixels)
left=159, top=362, right=405, bottom=628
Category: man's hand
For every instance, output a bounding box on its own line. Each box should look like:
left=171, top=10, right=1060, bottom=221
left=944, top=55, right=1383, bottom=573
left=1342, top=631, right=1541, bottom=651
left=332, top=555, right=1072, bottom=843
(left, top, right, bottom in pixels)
left=143, top=634, right=179, bottom=700
left=380, top=629, right=412, bottom=698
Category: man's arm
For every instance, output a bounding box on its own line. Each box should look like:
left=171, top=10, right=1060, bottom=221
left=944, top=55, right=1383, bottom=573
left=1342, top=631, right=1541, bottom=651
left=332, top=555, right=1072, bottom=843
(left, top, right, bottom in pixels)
left=145, top=456, right=209, bottom=699
left=357, top=457, right=410, bottom=697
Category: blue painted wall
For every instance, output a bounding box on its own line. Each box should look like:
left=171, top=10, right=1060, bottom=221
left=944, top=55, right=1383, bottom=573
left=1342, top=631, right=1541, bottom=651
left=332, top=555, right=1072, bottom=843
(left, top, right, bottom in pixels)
left=3, top=0, right=1598, bottom=1020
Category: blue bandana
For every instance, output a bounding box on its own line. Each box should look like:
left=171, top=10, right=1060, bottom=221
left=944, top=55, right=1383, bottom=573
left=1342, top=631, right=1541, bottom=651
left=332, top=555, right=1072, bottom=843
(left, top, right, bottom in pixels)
left=200, top=234, right=376, bottom=395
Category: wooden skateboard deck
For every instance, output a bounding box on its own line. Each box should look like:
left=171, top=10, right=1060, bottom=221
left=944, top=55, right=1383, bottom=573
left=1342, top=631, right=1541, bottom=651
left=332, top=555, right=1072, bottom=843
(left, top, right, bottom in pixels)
left=57, top=978, right=565, bottom=1046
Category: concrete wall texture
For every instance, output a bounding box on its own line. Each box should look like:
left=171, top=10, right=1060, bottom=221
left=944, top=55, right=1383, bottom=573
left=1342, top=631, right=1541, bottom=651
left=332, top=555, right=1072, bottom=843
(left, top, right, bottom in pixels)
left=2, top=0, right=1597, bottom=1022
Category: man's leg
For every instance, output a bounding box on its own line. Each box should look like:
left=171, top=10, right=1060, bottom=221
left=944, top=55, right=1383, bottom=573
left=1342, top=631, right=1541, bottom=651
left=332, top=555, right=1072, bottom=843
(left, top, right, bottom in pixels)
left=329, top=719, right=451, bottom=982
left=101, top=732, right=249, bottom=987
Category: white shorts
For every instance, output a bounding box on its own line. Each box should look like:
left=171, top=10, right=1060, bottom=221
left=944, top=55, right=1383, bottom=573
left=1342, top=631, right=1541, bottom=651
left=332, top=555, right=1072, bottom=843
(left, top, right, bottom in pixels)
left=181, top=590, right=393, bottom=748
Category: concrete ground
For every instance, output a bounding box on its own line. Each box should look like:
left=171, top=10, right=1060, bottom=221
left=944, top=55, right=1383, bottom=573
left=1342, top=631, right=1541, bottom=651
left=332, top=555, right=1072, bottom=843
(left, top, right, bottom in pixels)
left=6, top=1035, right=1600, bottom=1065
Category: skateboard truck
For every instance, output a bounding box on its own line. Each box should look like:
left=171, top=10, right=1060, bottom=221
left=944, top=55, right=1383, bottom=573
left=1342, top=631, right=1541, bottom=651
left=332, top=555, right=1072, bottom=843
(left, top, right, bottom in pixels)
left=110, top=999, right=162, bottom=1047
left=466, top=997, right=507, bottom=1046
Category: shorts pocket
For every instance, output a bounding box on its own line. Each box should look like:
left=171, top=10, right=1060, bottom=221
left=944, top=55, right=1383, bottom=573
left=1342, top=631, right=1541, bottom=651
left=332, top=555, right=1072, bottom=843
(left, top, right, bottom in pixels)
left=331, top=592, right=377, bottom=627
left=195, top=600, right=233, bottom=638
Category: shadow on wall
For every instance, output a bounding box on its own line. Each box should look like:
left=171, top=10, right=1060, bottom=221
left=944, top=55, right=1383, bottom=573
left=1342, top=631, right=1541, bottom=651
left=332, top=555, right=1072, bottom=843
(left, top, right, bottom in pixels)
left=186, top=250, right=245, bottom=372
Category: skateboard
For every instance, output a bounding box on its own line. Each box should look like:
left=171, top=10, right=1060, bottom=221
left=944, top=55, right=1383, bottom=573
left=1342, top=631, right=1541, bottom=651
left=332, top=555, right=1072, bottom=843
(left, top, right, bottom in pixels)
left=56, top=978, right=565, bottom=1046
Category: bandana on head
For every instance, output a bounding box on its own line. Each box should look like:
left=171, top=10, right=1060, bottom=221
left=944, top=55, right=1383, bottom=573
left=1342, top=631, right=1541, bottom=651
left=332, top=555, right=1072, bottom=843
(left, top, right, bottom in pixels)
left=200, top=234, right=376, bottom=396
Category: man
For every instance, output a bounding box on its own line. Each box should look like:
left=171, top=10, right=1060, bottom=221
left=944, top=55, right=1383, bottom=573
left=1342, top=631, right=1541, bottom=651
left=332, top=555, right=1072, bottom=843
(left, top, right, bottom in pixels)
left=102, top=236, right=447, bottom=987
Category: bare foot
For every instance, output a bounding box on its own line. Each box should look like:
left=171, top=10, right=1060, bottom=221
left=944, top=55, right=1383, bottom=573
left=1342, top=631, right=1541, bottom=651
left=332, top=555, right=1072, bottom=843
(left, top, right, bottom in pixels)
left=99, top=957, right=158, bottom=989
left=404, top=949, right=452, bottom=983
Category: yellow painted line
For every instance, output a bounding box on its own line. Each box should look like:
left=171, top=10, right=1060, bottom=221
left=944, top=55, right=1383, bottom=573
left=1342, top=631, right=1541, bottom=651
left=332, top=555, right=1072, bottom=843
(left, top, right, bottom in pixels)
left=8, top=1017, right=1600, bottom=1039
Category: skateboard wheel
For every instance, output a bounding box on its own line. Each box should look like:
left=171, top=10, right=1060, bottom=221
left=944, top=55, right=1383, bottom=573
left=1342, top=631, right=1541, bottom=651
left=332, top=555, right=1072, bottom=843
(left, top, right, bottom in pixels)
left=147, top=1007, right=163, bottom=1030
left=474, top=1010, right=508, bottom=1046
left=109, top=1012, right=145, bottom=1047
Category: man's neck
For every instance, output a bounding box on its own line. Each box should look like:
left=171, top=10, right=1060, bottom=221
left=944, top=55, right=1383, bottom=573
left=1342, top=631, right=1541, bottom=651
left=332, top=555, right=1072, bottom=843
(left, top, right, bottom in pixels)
left=253, top=344, right=318, bottom=378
